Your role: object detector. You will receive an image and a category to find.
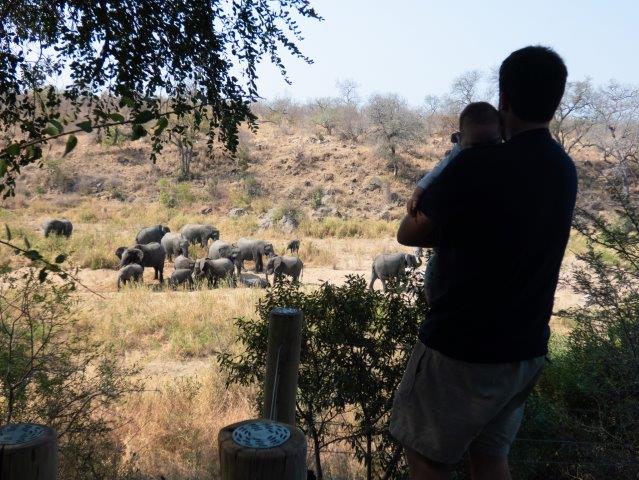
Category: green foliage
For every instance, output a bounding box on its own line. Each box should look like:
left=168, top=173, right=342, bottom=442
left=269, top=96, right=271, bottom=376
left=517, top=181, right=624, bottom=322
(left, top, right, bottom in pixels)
left=0, top=269, right=142, bottom=479
left=158, top=179, right=196, bottom=209
left=511, top=180, right=639, bottom=479
left=219, top=276, right=426, bottom=480
left=301, top=217, right=398, bottom=238
left=0, top=1, right=321, bottom=197
left=272, top=203, right=303, bottom=224
left=101, top=126, right=126, bottom=148
left=312, top=186, right=324, bottom=209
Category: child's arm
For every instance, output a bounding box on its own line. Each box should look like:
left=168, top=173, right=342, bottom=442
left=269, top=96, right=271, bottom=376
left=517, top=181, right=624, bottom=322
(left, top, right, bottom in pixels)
left=407, top=143, right=463, bottom=216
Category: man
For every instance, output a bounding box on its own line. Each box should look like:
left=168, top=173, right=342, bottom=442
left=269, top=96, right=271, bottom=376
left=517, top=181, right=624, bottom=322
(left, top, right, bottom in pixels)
left=390, top=46, right=577, bottom=480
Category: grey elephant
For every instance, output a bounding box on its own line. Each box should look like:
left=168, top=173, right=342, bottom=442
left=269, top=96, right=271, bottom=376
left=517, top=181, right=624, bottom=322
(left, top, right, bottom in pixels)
left=169, top=268, right=194, bottom=289
left=265, top=255, right=304, bottom=285
left=174, top=255, right=195, bottom=271
left=208, top=240, right=232, bottom=259
left=235, top=238, right=275, bottom=273
left=180, top=224, right=220, bottom=248
left=286, top=239, right=300, bottom=255
left=135, top=224, right=170, bottom=244
left=194, top=258, right=236, bottom=288
left=240, top=275, right=270, bottom=289
left=120, top=242, right=167, bottom=283
left=115, top=246, right=127, bottom=260
left=369, top=252, right=422, bottom=292
left=161, top=233, right=189, bottom=261
left=117, top=264, right=144, bottom=290
left=43, top=219, right=73, bottom=238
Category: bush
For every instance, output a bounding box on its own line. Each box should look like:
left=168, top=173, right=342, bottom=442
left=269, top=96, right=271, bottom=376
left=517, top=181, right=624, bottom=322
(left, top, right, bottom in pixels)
left=0, top=269, right=142, bottom=480
left=158, top=179, right=196, bottom=209
left=312, top=186, right=324, bottom=209
left=219, top=276, right=427, bottom=480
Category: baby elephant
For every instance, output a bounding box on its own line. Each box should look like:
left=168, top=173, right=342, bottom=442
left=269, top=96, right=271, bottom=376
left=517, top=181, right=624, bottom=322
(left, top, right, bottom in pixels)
left=286, top=239, right=301, bottom=255
left=117, top=264, right=144, bottom=290
left=369, top=252, right=422, bottom=292
left=265, top=255, right=304, bottom=285
left=174, top=255, right=195, bottom=271
left=240, top=276, right=270, bottom=289
left=194, top=258, right=236, bottom=288
left=169, top=268, right=194, bottom=290
left=43, top=219, right=73, bottom=238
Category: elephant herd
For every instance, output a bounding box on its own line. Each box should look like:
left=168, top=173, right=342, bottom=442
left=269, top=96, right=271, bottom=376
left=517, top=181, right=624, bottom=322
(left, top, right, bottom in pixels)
left=112, top=223, right=305, bottom=291
left=41, top=218, right=423, bottom=293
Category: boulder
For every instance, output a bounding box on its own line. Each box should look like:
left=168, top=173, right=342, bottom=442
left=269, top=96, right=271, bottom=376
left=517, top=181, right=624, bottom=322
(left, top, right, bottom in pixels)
left=228, top=207, right=246, bottom=218
left=323, top=172, right=334, bottom=181
left=367, top=177, right=384, bottom=191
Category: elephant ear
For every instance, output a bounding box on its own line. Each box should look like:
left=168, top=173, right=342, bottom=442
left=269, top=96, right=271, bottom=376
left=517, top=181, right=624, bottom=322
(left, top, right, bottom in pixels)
left=274, top=257, right=283, bottom=273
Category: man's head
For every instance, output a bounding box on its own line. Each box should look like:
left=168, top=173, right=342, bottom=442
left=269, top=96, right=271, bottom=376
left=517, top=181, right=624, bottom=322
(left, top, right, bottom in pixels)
left=458, top=102, right=502, bottom=148
left=499, top=46, right=567, bottom=132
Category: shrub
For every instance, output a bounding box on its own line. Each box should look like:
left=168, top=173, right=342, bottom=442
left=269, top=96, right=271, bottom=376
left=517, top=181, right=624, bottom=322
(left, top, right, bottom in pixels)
left=219, top=276, right=427, bottom=480
left=312, top=186, right=324, bottom=209
left=158, top=179, right=196, bottom=209
left=0, top=269, right=142, bottom=479
left=101, top=125, right=126, bottom=147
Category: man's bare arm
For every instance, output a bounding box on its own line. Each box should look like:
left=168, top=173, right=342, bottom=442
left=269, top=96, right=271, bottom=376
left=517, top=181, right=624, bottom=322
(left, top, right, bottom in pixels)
left=397, top=211, right=438, bottom=248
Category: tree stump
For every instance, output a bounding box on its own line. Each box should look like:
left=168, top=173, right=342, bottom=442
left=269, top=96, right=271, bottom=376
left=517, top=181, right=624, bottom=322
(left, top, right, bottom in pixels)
left=0, top=423, right=57, bottom=480
left=218, top=419, right=306, bottom=480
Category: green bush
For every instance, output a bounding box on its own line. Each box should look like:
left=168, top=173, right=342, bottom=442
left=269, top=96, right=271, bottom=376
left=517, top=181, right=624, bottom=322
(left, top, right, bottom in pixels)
left=158, top=179, right=196, bottom=209
left=219, top=275, right=427, bottom=480
left=0, top=269, right=142, bottom=479
left=312, top=186, right=324, bottom=209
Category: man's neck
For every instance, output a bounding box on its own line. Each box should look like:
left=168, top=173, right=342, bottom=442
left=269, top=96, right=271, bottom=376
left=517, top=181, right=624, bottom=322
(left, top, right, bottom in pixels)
left=505, top=117, right=550, bottom=140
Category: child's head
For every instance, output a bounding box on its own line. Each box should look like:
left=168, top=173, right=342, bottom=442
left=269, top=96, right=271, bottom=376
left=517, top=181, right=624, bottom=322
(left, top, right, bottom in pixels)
left=457, top=102, right=502, bottom=148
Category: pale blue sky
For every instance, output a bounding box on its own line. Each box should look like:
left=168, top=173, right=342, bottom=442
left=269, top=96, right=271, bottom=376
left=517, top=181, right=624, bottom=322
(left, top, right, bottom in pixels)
left=255, top=0, right=639, bottom=104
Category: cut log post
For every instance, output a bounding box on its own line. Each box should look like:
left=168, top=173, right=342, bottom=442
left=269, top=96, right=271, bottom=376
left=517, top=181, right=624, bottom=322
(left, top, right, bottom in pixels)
left=262, top=307, right=303, bottom=425
left=0, top=423, right=57, bottom=480
left=218, top=419, right=306, bottom=480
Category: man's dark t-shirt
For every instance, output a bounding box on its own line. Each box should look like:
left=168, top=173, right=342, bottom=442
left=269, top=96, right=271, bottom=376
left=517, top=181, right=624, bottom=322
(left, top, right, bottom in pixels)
left=418, top=129, right=577, bottom=363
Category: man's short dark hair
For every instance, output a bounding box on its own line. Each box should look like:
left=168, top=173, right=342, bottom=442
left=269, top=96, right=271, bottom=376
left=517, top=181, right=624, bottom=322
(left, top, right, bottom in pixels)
left=499, top=46, right=567, bottom=122
left=459, top=102, right=500, bottom=130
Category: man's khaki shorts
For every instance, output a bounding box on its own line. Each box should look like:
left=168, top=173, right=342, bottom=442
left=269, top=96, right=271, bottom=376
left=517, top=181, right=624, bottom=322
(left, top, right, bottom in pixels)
left=389, top=341, right=544, bottom=464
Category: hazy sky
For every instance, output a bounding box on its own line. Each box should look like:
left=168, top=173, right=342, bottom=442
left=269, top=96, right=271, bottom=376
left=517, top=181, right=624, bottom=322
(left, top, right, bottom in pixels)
left=255, top=0, right=639, bottom=104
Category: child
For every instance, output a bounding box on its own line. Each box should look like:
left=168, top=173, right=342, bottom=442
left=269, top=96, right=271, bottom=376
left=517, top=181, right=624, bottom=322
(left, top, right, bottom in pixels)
left=407, top=102, right=502, bottom=304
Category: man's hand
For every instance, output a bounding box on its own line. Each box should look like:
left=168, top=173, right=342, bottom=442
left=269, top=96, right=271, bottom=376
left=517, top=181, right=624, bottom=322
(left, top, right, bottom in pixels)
left=397, top=211, right=438, bottom=248
left=407, top=186, right=425, bottom=216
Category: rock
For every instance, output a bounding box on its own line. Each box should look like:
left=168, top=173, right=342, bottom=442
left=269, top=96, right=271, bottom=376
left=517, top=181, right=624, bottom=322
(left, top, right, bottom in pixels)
left=258, top=216, right=273, bottom=229
left=323, top=172, right=334, bottom=181
left=367, top=177, right=384, bottom=191
left=378, top=208, right=393, bottom=221
left=348, top=189, right=354, bottom=195
left=304, top=180, right=312, bottom=187
left=200, top=206, right=213, bottom=214
left=311, top=206, right=331, bottom=219
left=228, top=207, right=246, bottom=218
left=350, top=177, right=358, bottom=183
left=279, top=214, right=299, bottom=233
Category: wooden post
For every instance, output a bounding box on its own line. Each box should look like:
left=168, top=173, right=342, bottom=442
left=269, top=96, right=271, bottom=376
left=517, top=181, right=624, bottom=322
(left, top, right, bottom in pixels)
left=262, top=307, right=303, bottom=425
left=219, top=419, right=306, bottom=480
left=0, top=423, right=57, bottom=480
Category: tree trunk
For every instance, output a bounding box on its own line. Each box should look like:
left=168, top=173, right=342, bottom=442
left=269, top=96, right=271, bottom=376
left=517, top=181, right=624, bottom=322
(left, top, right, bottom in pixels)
left=311, top=427, right=324, bottom=480
left=366, top=432, right=372, bottom=480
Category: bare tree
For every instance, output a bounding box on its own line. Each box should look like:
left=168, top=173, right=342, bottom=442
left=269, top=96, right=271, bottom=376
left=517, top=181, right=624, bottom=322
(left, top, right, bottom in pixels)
left=366, top=94, right=423, bottom=176
left=450, top=70, right=483, bottom=108
left=313, top=97, right=340, bottom=135
left=551, top=79, right=596, bottom=153
left=336, top=78, right=361, bottom=106
left=585, top=82, right=639, bottom=197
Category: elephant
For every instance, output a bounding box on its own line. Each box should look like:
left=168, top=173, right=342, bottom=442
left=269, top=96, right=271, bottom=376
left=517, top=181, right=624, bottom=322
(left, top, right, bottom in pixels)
left=161, top=233, right=189, bottom=261
left=180, top=224, right=220, bottom=248
left=369, top=253, right=422, bottom=292
left=115, top=246, right=127, bottom=260
left=208, top=240, right=233, bottom=259
left=120, top=242, right=167, bottom=283
left=43, top=219, right=73, bottom=238
left=235, top=238, right=275, bottom=273
left=169, top=268, right=194, bottom=289
left=239, top=275, right=270, bottom=289
left=117, top=264, right=144, bottom=290
left=174, top=255, right=195, bottom=271
left=135, top=224, right=170, bottom=244
left=194, top=257, right=236, bottom=288
left=286, top=239, right=300, bottom=255
left=265, top=255, right=304, bottom=285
